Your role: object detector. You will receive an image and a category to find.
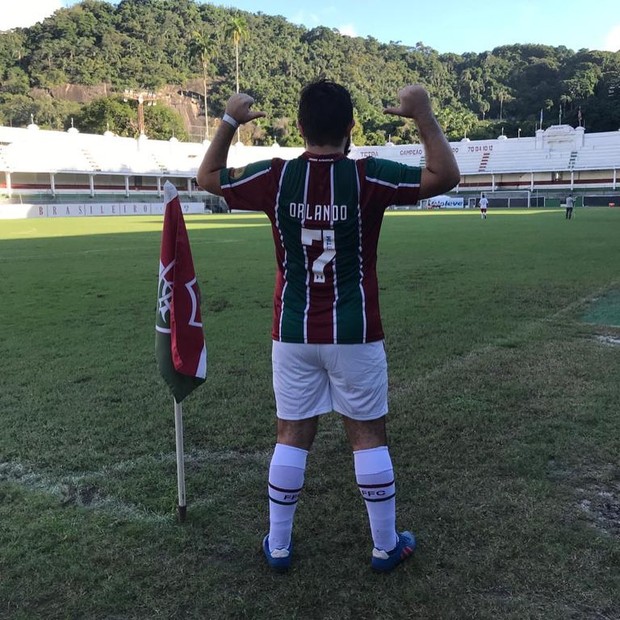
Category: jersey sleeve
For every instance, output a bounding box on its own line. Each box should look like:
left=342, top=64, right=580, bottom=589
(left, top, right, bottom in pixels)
left=220, top=159, right=279, bottom=213
left=361, top=157, right=421, bottom=207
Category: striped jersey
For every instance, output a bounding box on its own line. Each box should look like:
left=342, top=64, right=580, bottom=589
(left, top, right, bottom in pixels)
left=220, top=152, right=421, bottom=344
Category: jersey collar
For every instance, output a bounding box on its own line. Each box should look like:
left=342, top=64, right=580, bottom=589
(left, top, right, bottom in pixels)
left=302, top=151, right=347, bottom=163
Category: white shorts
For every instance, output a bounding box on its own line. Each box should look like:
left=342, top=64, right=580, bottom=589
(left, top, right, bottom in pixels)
left=272, top=341, right=388, bottom=421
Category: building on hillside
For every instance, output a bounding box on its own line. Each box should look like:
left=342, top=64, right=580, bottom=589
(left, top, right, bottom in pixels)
left=1, top=123, right=619, bottom=218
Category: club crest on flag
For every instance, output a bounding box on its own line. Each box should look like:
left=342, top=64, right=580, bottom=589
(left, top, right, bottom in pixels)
left=155, top=181, right=207, bottom=403
left=157, top=260, right=174, bottom=331
left=157, top=263, right=203, bottom=332
left=185, top=277, right=203, bottom=328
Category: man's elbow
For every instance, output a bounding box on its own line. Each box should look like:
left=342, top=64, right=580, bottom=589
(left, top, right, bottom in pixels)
left=438, top=162, right=461, bottom=193
left=196, top=170, right=222, bottom=196
left=436, top=168, right=461, bottom=195
left=195, top=170, right=208, bottom=190
left=419, top=165, right=461, bottom=199
left=446, top=166, right=461, bottom=191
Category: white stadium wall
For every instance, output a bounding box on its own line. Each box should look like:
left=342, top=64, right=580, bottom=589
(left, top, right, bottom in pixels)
left=1, top=123, right=620, bottom=218
left=1, top=201, right=206, bottom=220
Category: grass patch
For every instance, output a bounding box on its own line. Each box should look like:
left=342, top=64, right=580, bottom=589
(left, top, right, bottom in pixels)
left=1, top=208, right=619, bottom=619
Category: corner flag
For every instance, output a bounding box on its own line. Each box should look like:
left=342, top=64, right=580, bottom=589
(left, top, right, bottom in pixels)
left=156, top=181, right=207, bottom=403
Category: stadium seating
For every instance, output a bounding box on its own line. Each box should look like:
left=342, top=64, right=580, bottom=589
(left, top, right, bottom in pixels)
left=1, top=123, right=619, bottom=210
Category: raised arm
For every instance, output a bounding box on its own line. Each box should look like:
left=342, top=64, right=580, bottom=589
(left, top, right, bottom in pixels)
left=384, top=85, right=460, bottom=199
left=196, top=93, right=265, bottom=196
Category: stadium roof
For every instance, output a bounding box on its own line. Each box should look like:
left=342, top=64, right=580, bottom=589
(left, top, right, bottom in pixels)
left=1, top=124, right=619, bottom=178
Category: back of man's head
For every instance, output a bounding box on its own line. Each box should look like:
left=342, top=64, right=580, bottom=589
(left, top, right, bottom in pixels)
left=298, top=79, right=353, bottom=147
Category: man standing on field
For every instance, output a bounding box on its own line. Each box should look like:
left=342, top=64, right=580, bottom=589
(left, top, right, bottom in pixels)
left=479, top=193, right=489, bottom=219
left=197, top=79, right=459, bottom=572
left=565, top=194, right=575, bottom=219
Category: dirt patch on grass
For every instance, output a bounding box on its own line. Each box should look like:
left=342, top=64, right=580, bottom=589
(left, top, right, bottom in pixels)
left=594, top=334, right=620, bottom=346
left=549, top=460, right=620, bottom=537
left=61, top=482, right=103, bottom=507
left=578, top=490, right=620, bottom=537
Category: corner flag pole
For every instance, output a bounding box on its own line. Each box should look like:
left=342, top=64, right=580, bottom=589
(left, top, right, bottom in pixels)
left=156, top=181, right=207, bottom=523
left=173, top=399, right=187, bottom=522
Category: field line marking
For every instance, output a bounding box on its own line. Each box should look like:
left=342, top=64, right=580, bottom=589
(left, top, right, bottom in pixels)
left=2, top=284, right=618, bottom=520
left=6, top=228, right=39, bottom=236
left=0, top=460, right=169, bottom=524
left=0, top=449, right=270, bottom=523
left=403, top=278, right=620, bottom=392
left=0, top=238, right=241, bottom=261
left=544, top=279, right=620, bottom=322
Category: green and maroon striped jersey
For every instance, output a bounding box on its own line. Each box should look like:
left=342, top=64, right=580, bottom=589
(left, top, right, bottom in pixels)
left=220, top=152, right=421, bottom=344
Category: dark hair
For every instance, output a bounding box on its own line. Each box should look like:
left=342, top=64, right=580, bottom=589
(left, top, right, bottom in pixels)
left=298, top=79, right=353, bottom=147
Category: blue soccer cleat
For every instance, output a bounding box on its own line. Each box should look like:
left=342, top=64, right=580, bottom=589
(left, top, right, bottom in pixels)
left=371, top=530, right=416, bottom=572
left=262, top=535, right=292, bottom=572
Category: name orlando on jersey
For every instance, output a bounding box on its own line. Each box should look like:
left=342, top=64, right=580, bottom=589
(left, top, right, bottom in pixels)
left=220, top=152, right=421, bottom=345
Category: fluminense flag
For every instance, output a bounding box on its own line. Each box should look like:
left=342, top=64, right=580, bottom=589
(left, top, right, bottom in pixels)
left=156, top=181, right=207, bottom=403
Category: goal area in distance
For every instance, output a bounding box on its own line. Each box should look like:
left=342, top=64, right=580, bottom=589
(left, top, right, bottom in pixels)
left=391, top=191, right=540, bottom=210
left=467, top=191, right=541, bottom=208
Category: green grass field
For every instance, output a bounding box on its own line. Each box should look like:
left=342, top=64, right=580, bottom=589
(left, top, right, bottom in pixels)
left=1, top=207, right=619, bottom=619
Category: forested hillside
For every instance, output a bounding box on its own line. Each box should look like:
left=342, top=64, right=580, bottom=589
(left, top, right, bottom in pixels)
left=1, top=0, right=619, bottom=144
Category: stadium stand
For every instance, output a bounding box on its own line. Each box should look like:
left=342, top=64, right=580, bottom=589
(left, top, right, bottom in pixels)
left=1, top=122, right=619, bottom=217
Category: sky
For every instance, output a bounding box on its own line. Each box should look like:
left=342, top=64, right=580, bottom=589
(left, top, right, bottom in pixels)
left=2, top=0, right=620, bottom=55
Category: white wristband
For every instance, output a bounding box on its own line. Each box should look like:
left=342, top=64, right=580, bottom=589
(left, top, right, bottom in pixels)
left=222, top=113, right=239, bottom=129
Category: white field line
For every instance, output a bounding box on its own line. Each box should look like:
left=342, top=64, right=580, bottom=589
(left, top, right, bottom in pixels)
left=7, top=228, right=39, bottom=236
left=399, top=279, right=620, bottom=395
left=595, top=335, right=620, bottom=346
left=0, top=238, right=240, bottom=262
left=0, top=450, right=270, bottom=523
left=1, top=283, right=617, bottom=521
left=0, top=460, right=169, bottom=524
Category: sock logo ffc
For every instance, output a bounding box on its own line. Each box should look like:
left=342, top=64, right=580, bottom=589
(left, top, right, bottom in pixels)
left=269, top=482, right=302, bottom=505
left=358, top=479, right=395, bottom=502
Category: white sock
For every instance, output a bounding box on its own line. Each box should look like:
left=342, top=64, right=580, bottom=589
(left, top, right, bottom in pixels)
left=354, top=446, right=398, bottom=552
left=268, top=443, right=308, bottom=551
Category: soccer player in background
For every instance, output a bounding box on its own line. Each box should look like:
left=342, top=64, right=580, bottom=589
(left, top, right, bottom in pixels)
left=479, top=193, right=489, bottom=219
left=197, top=79, right=460, bottom=572
left=565, top=193, right=575, bottom=219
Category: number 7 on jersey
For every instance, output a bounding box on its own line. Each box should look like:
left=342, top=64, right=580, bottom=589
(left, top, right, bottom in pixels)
left=301, top=227, right=336, bottom=283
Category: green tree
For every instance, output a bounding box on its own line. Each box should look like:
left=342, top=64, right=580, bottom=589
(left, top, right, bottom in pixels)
left=0, top=30, right=27, bottom=84
left=1, top=67, right=30, bottom=96
left=189, top=29, right=218, bottom=139
left=144, top=104, right=188, bottom=140
left=479, top=99, right=490, bottom=120
left=72, top=96, right=135, bottom=136
left=225, top=15, right=249, bottom=93
left=4, top=1, right=620, bottom=140
left=0, top=94, right=35, bottom=127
